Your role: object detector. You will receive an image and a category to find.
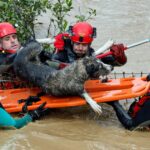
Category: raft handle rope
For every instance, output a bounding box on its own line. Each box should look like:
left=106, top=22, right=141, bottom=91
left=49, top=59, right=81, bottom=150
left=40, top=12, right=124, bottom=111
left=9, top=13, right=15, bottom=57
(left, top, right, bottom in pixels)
left=18, top=96, right=41, bottom=113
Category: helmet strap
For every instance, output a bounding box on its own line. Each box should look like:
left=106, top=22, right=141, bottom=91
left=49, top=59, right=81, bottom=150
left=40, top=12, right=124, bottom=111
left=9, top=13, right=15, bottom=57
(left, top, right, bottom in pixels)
left=68, top=25, right=73, bottom=35
left=92, top=27, right=97, bottom=38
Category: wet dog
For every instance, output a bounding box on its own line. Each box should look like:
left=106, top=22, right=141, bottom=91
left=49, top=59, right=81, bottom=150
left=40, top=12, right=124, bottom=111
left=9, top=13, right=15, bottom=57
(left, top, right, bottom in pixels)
left=13, top=41, right=112, bottom=114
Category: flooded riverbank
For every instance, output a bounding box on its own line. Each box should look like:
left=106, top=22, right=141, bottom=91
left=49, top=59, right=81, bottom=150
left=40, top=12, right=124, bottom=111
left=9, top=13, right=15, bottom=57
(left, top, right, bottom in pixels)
left=1, top=1, right=150, bottom=149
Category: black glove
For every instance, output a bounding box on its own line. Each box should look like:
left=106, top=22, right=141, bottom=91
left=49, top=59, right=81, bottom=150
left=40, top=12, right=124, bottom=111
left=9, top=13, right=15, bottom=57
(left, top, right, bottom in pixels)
left=110, top=44, right=127, bottom=65
left=39, top=50, right=52, bottom=62
left=146, top=73, right=150, bottom=81
left=28, top=102, right=49, bottom=121
left=18, top=96, right=41, bottom=113
left=0, top=102, right=5, bottom=110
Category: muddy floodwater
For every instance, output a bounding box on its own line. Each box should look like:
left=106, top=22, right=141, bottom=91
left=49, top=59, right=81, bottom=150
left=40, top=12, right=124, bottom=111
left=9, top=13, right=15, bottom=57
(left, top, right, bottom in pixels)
left=1, top=0, right=150, bottom=150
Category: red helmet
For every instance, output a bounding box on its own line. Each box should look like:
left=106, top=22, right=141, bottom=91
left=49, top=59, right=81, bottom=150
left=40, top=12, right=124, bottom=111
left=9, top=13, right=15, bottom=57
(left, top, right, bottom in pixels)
left=69, top=22, right=96, bottom=44
left=0, top=22, right=17, bottom=38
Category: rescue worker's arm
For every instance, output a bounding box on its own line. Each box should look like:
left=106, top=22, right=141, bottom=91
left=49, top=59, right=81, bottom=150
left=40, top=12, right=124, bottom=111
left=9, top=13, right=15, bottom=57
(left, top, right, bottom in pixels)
left=0, top=107, right=32, bottom=129
left=42, top=33, right=71, bottom=68
left=52, top=33, right=71, bottom=62
left=101, top=44, right=127, bottom=66
left=0, top=102, right=48, bottom=129
left=107, top=101, right=133, bottom=130
left=54, top=33, right=70, bottom=51
left=39, top=50, right=53, bottom=62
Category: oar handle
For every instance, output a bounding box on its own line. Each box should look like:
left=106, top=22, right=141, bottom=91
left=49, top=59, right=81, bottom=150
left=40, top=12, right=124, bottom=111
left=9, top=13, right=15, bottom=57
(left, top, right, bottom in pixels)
left=126, top=38, right=150, bottom=49
left=96, top=38, right=150, bottom=59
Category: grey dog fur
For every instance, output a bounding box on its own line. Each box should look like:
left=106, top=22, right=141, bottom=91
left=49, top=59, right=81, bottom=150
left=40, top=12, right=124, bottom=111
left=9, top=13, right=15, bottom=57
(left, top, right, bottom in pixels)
left=13, top=41, right=111, bottom=96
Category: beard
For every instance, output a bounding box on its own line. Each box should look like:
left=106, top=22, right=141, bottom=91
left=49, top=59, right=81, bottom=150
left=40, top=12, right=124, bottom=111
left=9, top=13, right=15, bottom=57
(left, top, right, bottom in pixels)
left=75, top=52, right=86, bottom=58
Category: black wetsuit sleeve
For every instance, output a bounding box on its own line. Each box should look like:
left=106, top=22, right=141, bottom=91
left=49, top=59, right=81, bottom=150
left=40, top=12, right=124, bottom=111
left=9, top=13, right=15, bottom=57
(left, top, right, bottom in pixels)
left=101, top=55, right=123, bottom=66
left=0, top=53, right=17, bottom=74
left=111, top=101, right=133, bottom=130
left=39, top=51, right=52, bottom=63
left=52, top=51, right=68, bottom=63
left=5, top=53, right=17, bottom=64
left=110, top=100, right=150, bottom=130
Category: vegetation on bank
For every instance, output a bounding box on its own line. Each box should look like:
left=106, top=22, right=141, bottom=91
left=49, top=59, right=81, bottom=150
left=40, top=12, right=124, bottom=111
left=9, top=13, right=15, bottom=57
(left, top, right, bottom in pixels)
left=0, top=0, right=96, bottom=44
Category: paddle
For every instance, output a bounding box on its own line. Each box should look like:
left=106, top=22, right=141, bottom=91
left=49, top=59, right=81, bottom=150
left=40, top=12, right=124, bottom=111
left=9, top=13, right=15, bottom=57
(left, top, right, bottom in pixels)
left=96, top=38, right=150, bottom=59
left=36, top=37, right=150, bottom=59
left=36, top=38, right=115, bottom=53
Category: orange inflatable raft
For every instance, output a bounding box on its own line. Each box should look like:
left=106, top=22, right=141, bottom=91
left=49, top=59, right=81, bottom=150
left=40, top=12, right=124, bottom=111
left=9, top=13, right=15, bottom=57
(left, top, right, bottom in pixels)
left=1, top=76, right=150, bottom=113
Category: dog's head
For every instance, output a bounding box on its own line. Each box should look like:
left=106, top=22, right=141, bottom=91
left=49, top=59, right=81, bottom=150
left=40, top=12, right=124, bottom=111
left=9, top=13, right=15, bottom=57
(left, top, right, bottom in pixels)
left=83, top=56, right=113, bottom=78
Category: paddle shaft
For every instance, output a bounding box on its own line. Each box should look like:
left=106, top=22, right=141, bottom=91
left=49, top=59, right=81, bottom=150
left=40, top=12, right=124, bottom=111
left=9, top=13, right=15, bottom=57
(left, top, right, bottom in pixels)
left=96, top=38, right=150, bottom=59
left=36, top=37, right=150, bottom=59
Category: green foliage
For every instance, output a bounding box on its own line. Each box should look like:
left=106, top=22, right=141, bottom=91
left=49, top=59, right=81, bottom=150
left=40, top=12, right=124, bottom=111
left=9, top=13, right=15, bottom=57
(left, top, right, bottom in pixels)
left=0, top=0, right=51, bottom=43
left=75, top=8, right=96, bottom=22
left=0, top=0, right=96, bottom=44
left=48, top=0, right=96, bottom=35
left=47, top=0, right=73, bottom=36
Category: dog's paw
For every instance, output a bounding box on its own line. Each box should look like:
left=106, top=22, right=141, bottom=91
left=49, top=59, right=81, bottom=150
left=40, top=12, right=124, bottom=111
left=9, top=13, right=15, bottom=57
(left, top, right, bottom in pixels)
left=99, top=75, right=108, bottom=83
left=88, top=99, right=102, bottom=115
left=81, top=91, right=102, bottom=115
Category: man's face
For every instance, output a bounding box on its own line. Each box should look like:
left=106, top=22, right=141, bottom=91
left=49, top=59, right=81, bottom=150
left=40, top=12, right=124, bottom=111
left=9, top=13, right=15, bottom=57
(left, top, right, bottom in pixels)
left=0, top=34, right=21, bottom=51
left=73, top=42, right=89, bottom=57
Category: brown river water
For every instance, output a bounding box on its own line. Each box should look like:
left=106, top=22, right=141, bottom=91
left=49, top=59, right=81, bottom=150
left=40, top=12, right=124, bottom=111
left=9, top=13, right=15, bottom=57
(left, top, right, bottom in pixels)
left=1, top=0, right=150, bottom=149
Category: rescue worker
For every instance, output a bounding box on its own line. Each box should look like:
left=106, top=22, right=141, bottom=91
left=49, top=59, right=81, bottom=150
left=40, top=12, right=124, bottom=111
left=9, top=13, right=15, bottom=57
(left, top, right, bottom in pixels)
left=52, top=21, right=127, bottom=66
left=0, top=22, right=22, bottom=77
left=0, top=101, right=48, bottom=129
left=0, top=22, right=53, bottom=72
left=0, top=22, right=21, bottom=63
left=108, top=75, right=150, bottom=131
left=0, top=23, right=50, bottom=129
left=52, top=21, right=150, bottom=131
